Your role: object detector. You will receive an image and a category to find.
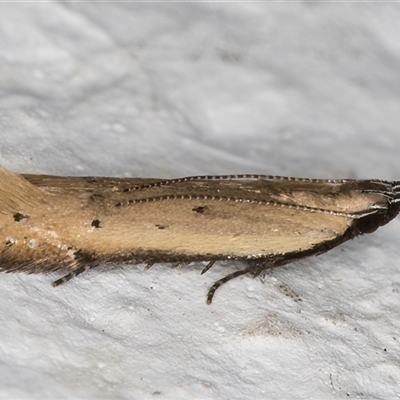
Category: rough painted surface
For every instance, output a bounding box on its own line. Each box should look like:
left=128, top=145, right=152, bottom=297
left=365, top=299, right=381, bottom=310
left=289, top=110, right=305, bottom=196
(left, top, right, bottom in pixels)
left=1, top=3, right=400, bottom=399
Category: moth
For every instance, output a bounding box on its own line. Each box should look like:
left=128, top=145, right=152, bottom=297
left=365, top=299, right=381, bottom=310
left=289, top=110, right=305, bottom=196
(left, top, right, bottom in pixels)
left=0, top=165, right=399, bottom=303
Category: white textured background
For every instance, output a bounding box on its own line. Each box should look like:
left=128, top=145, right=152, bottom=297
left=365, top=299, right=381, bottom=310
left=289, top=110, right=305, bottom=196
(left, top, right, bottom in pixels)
left=1, top=3, right=400, bottom=399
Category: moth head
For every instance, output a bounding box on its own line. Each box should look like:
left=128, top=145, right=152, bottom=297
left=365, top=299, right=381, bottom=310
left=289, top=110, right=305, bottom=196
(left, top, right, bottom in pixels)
left=388, top=180, right=400, bottom=221
left=354, top=181, right=400, bottom=234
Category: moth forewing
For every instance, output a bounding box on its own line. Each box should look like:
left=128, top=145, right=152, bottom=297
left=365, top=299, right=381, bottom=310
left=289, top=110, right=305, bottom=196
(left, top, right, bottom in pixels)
left=106, top=200, right=352, bottom=257
left=1, top=165, right=399, bottom=303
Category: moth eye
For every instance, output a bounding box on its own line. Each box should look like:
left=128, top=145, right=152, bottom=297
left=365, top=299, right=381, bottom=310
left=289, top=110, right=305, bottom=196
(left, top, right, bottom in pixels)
left=355, top=212, right=385, bottom=234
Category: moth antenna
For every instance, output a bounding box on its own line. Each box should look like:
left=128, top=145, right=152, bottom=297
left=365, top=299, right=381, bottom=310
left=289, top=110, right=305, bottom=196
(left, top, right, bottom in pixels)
left=52, top=265, right=91, bottom=287
left=201, top=261, right=215, bottom=275
left=119, top=174, right=359, bottom=193
left=115, top=194, right=369, bottom=218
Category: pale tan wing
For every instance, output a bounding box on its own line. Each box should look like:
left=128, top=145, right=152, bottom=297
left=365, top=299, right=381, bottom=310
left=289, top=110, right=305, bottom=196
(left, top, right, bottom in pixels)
left=85, top=198, right=352, bottom=258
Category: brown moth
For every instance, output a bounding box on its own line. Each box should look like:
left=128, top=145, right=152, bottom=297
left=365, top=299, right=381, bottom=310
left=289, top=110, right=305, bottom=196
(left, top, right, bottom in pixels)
left=0, top=165, right=399, bottom=303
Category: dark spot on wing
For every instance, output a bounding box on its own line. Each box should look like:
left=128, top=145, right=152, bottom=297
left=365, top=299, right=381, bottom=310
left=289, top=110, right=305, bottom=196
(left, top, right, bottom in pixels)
left=155, top=224, right=168, bottom=230
left=192, top=206, right=208, bottom=214
left=91, top=219, right=101, bottom=228
left=13, top=213, right=28, bottom=222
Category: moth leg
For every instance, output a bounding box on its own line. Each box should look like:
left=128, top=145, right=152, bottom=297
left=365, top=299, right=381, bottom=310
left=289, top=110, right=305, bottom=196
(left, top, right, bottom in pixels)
left=173, top=261, right=190, bottom=269
left=207, top=266, right=254, bottom=305
left=52, top=265, right=91, bottom=287
left=248, top=261, right=274, bottom=278
left=144, top=262, right=155, bottom=270
left=201, top=261, right=215, bottom=275
left=206, top=260, right=277, bottom=304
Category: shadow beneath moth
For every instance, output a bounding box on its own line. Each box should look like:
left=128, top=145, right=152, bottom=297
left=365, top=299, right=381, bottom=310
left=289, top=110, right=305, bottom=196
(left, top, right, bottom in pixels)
left=0, top=165, right=399, bottom=304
